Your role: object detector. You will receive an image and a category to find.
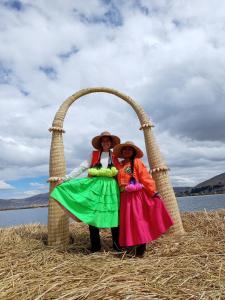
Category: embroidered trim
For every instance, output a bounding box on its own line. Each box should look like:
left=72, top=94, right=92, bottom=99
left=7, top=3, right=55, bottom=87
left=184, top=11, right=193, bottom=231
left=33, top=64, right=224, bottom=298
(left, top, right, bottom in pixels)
left=124, top=166, right=132, bottom=174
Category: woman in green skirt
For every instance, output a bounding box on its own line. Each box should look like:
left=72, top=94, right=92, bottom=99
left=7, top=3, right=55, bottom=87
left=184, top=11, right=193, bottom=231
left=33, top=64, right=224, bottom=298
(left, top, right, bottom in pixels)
left=50, top=131, right=121, bottom=252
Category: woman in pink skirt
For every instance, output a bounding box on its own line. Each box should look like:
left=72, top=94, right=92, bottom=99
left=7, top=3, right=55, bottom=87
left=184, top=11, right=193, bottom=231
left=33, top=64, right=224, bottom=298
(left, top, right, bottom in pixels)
left=113, top=141, right=174, bottom=257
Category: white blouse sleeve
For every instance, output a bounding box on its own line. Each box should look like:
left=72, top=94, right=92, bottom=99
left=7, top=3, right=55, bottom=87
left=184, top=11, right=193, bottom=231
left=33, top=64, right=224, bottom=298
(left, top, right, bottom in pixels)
left=62, top=155, right=91, bottom=181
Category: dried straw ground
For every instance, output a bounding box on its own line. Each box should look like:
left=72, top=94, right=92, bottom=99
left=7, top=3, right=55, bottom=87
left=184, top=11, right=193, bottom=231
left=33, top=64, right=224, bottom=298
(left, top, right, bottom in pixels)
left=0, top=210, right=225, bottom=300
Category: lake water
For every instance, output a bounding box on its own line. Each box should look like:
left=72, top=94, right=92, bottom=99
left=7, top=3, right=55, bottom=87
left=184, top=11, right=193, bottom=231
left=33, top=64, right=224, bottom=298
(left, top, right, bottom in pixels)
left=0, top=194, right=225, bottom=228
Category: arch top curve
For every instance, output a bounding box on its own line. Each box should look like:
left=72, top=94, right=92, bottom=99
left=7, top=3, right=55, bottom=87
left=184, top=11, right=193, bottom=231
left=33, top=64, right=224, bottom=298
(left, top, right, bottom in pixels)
left=52, top=87, right=152, bottom=129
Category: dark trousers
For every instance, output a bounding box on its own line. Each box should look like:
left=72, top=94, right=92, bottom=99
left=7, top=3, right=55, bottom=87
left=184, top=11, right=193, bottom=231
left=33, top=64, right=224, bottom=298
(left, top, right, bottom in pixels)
left=89, top=225, right=120, bottom=251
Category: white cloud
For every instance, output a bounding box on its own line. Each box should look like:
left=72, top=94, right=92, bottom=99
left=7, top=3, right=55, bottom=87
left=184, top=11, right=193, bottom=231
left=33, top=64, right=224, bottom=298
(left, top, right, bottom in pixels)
left=0, top=0, right=225, bottom=192
left=0, top=180, right=15, bottom=190
left=29, top=182, right=48, bottom=190
left=24, top=190, right=41, bottom=196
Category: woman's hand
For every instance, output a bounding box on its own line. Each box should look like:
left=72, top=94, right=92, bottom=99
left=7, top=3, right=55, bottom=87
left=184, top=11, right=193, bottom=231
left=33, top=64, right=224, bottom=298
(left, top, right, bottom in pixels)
left=55, top=178, right=63, bottom=186
left=152, top=192, right=162, bottom=199
left=47, top=177, right=64, bottom=188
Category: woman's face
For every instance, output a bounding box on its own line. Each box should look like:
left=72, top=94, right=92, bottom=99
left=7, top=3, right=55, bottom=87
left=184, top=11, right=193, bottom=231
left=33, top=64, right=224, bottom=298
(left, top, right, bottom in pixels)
left=121, top=146, right=135, bottom=159
left=101, top=136, right=112, bottom=151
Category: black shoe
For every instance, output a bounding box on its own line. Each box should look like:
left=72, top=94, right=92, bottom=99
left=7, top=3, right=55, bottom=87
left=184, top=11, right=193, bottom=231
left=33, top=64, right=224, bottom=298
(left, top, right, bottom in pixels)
left=135, top=244, right=146, bottom=257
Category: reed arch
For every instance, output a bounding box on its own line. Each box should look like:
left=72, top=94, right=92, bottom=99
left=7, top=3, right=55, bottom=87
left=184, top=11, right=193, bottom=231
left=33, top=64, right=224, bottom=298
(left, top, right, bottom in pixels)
left=48, top=87, right=184, bottom=246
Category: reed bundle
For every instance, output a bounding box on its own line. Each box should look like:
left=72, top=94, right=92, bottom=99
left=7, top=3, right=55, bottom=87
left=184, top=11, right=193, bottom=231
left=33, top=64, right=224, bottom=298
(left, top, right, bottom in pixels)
left=0, top=210, right=224, bottom=299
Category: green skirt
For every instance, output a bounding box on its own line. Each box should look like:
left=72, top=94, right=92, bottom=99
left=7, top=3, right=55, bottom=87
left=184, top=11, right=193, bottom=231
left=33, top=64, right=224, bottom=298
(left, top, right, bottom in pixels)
left=50, top=176, right=120, bottom=228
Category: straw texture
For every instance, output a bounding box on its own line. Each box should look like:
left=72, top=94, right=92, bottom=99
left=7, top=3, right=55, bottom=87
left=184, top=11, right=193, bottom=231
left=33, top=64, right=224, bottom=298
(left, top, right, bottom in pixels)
left=48, top=87, right=184, bottom=246
left=1, top=210, right=224, bottom=300
left=143, top=129, right=184, bottom=234
left=48, top=130, right=69, bottom=246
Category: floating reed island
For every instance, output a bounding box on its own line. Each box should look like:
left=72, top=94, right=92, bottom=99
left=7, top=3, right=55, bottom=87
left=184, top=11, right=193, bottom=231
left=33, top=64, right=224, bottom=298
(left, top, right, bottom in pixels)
left=0, top=210, right=225, bottom=300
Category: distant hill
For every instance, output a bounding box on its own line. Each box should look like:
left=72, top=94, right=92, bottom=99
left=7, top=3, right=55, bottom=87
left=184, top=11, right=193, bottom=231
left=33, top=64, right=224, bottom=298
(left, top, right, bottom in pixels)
left=175, top=172, right=225, bottom=196
left=0, top=193, right=48, bottom=210
left=190, top=172, right=225, bottom=195
left=173, top=186, right=192, bottom=196
left=195, top=172, right=225, bottom=188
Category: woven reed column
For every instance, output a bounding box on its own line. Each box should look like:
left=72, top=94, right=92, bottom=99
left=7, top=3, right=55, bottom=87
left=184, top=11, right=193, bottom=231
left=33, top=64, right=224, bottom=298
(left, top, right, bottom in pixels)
left=141, top=123, right=184, bottom=234
left=48, top=127, right=69, bottom=246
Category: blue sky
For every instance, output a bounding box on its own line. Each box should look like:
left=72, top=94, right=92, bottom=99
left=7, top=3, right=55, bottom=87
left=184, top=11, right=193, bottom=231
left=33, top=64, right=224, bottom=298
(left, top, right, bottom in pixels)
left=1, top=0, right=225, bottom=199
left=0, top=176, right=48, bottom=199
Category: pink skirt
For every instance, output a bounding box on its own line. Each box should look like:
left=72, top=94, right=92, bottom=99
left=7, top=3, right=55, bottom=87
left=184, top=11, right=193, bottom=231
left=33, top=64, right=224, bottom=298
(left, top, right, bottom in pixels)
left=119, top=190, right=174, bottom=247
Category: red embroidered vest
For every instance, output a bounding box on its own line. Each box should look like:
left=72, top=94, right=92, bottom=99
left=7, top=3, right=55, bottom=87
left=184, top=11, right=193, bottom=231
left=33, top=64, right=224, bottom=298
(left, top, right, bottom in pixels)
left=90, top=150, right=121, bottom=169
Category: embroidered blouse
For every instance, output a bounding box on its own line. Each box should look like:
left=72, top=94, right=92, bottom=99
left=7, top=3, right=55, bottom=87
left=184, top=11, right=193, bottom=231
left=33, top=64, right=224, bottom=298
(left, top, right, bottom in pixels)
left=117, top=158, right=156, bottom=197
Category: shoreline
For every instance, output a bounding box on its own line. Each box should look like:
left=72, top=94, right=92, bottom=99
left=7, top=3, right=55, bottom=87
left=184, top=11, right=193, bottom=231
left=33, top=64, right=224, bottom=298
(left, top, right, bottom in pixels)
left=0, top=204, right=48, bottom=211
left=1, top=192, right=225, bottom=211
left=177, top=192, right=225, bottom=197
left=175, top=193, right=225, bottom=198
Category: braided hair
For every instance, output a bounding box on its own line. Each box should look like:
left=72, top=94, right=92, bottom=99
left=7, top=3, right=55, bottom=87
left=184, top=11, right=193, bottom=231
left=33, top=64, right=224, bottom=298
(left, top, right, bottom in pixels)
left=129, top=150, right=137, bottom=184
left=107, top=150, right=113, bottom=168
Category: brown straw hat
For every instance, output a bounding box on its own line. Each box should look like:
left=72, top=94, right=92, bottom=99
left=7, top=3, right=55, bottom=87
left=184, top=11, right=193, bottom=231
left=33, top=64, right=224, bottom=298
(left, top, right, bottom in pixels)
left=92, top=131, right=121, bottom=150
left=113, top=141, right=143, bottom=158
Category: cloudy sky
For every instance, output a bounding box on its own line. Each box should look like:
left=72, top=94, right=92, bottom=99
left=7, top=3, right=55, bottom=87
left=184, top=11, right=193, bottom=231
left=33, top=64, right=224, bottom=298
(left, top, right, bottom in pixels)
left=0, top=0, right=225, bottom=199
